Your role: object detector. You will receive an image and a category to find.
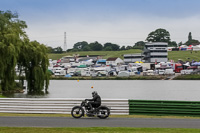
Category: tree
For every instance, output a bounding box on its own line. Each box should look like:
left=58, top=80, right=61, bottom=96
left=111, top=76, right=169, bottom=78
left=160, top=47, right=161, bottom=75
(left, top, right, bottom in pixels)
left=133, top=41, right=145, bottom=49
left=104, top=46, right=112, bottom=51
left=103, top=43, right=120, bottom=51
left=146, top=28, right=171, bottom=43
left=188, top=32, right=192, bottom=41
left=53, top=46, right=63, bottom=53
left=18, top=41, right=50, bottom=94
left=82, top=45, right=92, bottom=51
left=89, top=41, right=103, bottom=51
left=134, top=41, right=145, bottom=47
left=126, top=46, right=132, bottom=50
left=46, top=46, right=54, bottom=53
left=73, top=41, right=88, bottom=50
left=120, top=46, right=126, bottom=50
left=0, top=10, right=49, bottom=93
left=168, top=41, right=178, bottom=47
left=185, top=32, right=200, bottom=46
left=0, top=10, right=27, bottom=91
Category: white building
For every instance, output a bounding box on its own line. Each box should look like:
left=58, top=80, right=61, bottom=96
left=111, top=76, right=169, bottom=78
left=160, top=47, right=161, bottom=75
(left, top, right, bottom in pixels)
left=106, top=57, right=124, bottom=66
left=123, top=53, right=144, bottom=64
left=143, top=42, right=168, bottom=63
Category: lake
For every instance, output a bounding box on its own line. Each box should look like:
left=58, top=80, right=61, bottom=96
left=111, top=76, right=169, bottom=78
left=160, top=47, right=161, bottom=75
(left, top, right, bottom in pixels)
left=13, top=80, right=200, bottom=101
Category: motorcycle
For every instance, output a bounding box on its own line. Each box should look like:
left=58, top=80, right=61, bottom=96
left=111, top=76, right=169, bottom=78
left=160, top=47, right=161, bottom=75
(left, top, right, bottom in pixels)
left=71, top=100, right=110, bottom=119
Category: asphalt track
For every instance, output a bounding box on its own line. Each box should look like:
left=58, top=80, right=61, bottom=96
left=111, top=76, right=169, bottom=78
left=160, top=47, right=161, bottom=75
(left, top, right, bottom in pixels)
left=0, top=116, right=200, bottom=128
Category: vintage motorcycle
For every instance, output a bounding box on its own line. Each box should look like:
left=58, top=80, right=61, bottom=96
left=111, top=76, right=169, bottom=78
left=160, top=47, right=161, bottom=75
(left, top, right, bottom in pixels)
left=71, top=100, right=110, bottom=119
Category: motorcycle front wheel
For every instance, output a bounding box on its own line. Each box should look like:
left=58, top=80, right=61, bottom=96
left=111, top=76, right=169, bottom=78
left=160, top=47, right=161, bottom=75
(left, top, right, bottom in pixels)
left=71, top=106, right=84, bottom=118
left=97, top=106, right=110, bottom=119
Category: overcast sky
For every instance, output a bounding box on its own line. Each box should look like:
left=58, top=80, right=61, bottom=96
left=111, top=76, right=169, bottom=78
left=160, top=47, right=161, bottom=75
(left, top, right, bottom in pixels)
left=1, top=0, right=200, bottom=49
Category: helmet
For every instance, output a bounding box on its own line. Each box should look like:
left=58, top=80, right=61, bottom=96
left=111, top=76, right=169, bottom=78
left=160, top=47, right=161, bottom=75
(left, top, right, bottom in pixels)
left=92, top=91, right=98, bottom=96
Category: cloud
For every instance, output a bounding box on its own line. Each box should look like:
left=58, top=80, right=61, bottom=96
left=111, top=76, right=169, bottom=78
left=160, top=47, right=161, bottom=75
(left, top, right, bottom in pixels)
left=25, top=12, right=200, bottom=49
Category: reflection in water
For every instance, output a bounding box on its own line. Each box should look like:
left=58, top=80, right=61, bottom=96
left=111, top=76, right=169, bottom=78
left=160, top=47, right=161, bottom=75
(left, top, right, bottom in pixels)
left=3, top=90, right=49, bottom=98
left=5, top=80, right=200, bottom=101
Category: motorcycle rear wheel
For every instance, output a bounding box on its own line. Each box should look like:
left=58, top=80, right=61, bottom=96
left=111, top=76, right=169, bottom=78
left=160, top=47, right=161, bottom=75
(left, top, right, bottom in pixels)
left=71, top=106, right=84, bottom=118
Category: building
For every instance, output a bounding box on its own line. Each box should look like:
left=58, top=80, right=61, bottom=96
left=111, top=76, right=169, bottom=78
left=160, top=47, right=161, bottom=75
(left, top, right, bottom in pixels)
left=123, top=54, right=144, bottom=64
left=143, top=42, right=168, bottom=63
left=106, top=57, right=124, bottom=66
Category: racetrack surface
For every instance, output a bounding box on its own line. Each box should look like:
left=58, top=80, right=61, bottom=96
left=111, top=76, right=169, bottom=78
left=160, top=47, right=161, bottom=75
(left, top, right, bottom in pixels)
left=0, top=116, right=200, bottom=128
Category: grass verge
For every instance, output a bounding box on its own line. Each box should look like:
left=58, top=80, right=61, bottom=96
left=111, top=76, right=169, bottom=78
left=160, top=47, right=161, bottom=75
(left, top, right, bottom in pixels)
left=1, top=113, right=200, bottom=119
left=48, top=50, right=200, bottom=62
left=0, top=127, right=200, bottom=133
left=51, top=75, right=166, bottom=80
left=0, top=94, right=6, bottom=98
left=174, top=74, right=200, bottom=80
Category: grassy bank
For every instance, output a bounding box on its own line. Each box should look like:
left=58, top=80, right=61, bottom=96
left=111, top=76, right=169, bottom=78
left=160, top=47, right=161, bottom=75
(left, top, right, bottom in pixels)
left=48, top=49, right=141, bottom=60
left=1, top=113, right=200, bottom=119
left=0, top=95, right=6, bottom=98
left=168, top=51, right=200, bottom=62
left=48, top=50, right=200, bottom=62
left=0, top=127, right=199, bottom=133
left=174, top=74, right=200, bottom=80
left=51, top=75, right=166, bottom=80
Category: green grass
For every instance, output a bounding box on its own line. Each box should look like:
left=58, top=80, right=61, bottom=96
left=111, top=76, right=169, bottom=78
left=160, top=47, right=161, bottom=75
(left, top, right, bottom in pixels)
left=174, top=74, right=200, bottom=80
left=0, top=94, right=6, bottom=98
left=48, top=50, right=200, bottom=62
left=168, top=51, right=200, bottom=62
left=51, top=75, right=166, bottom=80
left=0, top=127, right=199, bottom=133
left=48, top=49, right=142, bottom=60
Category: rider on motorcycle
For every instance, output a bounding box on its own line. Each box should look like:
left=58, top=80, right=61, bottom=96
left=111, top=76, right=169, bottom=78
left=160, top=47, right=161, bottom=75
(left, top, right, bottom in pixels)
left=85, top=91, right=101, bottom=112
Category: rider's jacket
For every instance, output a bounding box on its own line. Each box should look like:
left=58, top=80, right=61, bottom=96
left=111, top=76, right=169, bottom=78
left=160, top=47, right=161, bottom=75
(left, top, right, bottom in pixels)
left=87, top=94, right=101, bottom=104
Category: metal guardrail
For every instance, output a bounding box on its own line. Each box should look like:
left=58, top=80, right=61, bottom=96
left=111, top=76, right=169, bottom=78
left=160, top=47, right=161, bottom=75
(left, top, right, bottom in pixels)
left=0, top=98, right=129, bottom=115
left=129, top=100, right=200, bottom=116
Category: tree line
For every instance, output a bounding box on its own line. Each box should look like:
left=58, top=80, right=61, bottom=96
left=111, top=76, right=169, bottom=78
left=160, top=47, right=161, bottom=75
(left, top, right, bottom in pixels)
left=48, top=28, right=199, bottom=53
left=0, top=10, right=49, bottom=94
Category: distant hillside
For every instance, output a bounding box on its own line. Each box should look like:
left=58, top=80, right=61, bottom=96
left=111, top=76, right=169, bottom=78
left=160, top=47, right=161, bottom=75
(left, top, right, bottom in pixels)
left=48, top=50, right=200, bottom=62
left=48, top=49, right=142, bottom=60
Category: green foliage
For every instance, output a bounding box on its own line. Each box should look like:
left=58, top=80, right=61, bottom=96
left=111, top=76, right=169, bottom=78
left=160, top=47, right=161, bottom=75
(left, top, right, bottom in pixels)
left=0, top=10, right=49, bottom=94
left=46, top=46, right=54, bottom=53
left=184, top=39, right=199, bottom=46
left=188, top=32, right=192, bottom=41
left=73, top=41, right=88, bottom=50
left=126, top=46, right=132, bottom=50
left=53, top=46, right=63, bottom=53
left=146, top=28, right=170, bottom=42
left=82, top=45, right=92, bottom=51
left=120, top=46, right=126, bottom=50
left=168, top=41, right=177, bottom=47
left=134, top=41, right=145, bottom=48
left=103, top=43, right=120, bottom=51
left=88, top=41, right=103, bottom=51
left=19, top=41, right=50, bottom=94
left=104, top=46, right=112, bottom=51
left=0, top=10, right=27, bottom=91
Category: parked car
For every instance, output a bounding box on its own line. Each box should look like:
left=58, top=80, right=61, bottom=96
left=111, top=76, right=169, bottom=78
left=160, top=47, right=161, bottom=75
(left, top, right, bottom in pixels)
left=191, top=69, right=200, bottom=74
left=164, top=69, right=175, bottom=75
left=181, top=69, right=193, bottom=75
left=143, top=70, right=155, bottom=76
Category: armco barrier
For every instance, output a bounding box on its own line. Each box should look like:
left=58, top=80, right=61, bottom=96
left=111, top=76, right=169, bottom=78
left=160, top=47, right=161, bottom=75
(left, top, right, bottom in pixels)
left=0, top=98, right=129, bottom=115
left=129, top=100, right=200, bottom=116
